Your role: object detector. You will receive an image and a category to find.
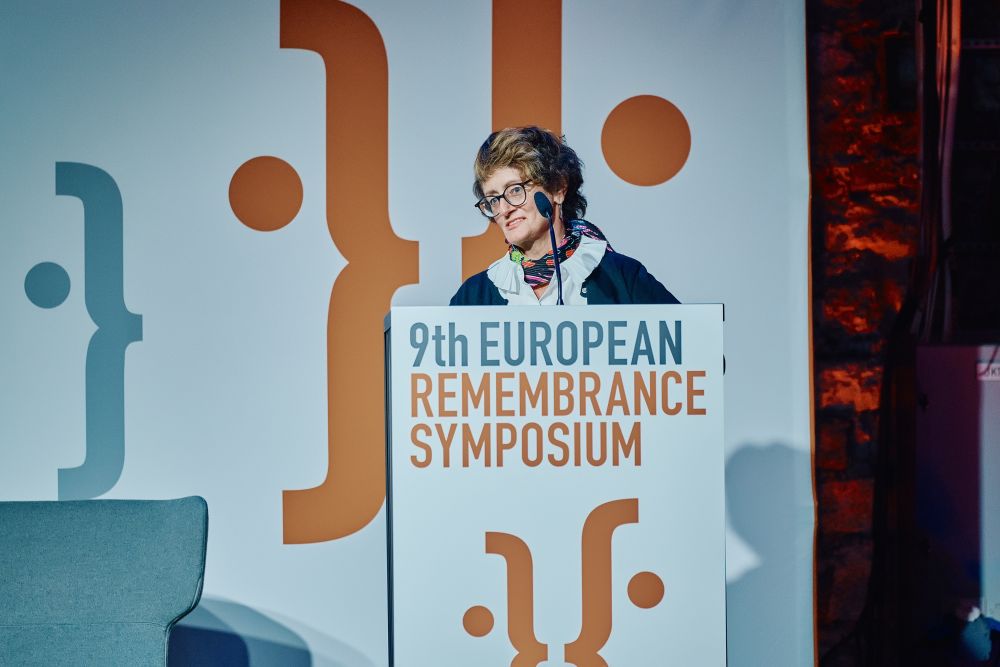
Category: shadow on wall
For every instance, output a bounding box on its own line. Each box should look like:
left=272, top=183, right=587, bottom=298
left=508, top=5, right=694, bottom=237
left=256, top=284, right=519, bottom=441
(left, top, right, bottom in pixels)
left=725, top=443, right=813, bottom=667
left=169, top=598, right=310, bottom=666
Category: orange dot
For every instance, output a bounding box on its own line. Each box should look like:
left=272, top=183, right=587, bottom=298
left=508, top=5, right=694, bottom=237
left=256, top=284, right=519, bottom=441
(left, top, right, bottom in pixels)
left=462, top=605, right=494, bottom=637
left=628, top=571, right=664, bottom=609
left=602, top=95, right=691, bottom=186
left=229, top=156, right=303, bottom=231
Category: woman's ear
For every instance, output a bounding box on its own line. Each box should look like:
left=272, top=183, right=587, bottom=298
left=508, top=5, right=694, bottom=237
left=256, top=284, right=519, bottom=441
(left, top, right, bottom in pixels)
left=554, top=181, right=567, bottom=205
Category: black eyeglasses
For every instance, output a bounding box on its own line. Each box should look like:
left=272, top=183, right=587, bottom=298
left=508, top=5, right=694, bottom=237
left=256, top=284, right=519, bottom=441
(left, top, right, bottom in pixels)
left=474, top=181, right=532, bottom=218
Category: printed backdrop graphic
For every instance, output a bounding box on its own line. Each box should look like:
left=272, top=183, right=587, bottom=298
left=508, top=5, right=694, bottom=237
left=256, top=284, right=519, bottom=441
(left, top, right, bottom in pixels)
left=0, top=1, right=812, bottom=665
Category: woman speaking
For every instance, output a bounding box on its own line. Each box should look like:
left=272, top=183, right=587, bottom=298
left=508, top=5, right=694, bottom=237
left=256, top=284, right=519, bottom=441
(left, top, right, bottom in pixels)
left=450, top=126, right=679, bottom=306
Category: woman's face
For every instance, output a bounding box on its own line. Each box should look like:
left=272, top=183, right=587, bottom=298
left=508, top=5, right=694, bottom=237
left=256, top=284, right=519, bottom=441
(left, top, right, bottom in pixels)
left=481, top=166, right=564, bottom=259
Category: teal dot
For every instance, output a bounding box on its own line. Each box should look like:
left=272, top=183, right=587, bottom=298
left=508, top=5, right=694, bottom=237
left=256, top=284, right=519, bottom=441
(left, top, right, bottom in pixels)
left=25, top=262, right=71, bottom=308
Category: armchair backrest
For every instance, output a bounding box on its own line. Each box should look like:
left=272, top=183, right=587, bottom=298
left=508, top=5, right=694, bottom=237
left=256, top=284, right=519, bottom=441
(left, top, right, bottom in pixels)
left=0, top=496, right=208, bottom=666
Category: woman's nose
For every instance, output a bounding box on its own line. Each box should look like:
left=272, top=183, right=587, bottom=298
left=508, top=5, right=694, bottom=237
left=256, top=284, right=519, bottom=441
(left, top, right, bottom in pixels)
left=495, top=197, right=519, bottom=217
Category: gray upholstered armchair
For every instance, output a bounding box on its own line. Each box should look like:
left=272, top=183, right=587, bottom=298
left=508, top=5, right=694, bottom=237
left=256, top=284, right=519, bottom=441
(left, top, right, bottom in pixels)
left=0, top=496, right=208, bottom=666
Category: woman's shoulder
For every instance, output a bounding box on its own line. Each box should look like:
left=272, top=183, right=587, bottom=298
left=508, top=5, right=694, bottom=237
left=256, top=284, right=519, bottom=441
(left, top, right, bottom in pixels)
left=449, top=270, right=508, bottom=306
left=592, top=249, right=654, bottom=282
left=598, top=249, right=643, bottom=271
left=589, top=250, right=680, bottom=304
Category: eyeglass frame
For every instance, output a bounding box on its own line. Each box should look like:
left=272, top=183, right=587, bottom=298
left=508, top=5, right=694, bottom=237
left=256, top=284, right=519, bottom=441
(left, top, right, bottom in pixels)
left=474, top=181, right=533, bottom=218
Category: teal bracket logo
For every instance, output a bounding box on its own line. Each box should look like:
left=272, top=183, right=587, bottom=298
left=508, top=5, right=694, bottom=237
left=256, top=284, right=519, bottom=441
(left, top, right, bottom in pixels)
left=24, top=162, right=143, bottom=499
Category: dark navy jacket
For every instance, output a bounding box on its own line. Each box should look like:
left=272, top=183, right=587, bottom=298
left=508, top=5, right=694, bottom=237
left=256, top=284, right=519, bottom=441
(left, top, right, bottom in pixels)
left=449, top=251, right=680, bottom=306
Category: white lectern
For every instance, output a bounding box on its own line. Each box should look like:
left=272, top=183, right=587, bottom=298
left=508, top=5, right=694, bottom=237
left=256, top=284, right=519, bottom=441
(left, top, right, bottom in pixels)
left=385, top=305, right=725, bottom=666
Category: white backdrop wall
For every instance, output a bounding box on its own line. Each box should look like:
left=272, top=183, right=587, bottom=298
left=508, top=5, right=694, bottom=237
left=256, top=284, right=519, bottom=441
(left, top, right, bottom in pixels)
left=0, top=1, right=813, bottom=665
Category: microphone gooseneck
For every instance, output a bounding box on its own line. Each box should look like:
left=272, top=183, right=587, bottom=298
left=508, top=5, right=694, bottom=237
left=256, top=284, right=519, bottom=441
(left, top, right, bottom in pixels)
left=533, top=191, right=563, bottom=305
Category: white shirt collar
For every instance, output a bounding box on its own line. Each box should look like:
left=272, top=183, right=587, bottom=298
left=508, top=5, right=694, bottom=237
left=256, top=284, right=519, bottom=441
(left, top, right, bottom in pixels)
left=486, top=235, right=608, bottom=304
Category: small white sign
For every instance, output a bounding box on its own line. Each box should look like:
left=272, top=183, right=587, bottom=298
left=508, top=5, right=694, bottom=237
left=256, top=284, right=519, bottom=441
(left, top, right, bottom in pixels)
left=978, top=363, right=1000, bottom=381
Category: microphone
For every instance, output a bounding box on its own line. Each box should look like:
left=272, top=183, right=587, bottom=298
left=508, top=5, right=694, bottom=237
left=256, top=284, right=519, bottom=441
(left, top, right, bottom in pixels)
left=534, top=190, right=553, bottom=219
left=533, top=191, right=563, bottom=305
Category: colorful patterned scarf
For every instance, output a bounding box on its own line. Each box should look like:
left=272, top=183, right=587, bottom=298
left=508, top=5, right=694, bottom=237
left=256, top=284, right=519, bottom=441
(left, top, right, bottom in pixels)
left=510, top=220, right=614, bottom=288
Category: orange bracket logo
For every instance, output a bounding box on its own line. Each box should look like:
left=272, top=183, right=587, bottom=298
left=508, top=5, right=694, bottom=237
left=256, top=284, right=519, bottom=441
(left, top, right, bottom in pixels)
left=229, top=0, right=418, bottom=544
left=463, top=499, right=666, bottom=667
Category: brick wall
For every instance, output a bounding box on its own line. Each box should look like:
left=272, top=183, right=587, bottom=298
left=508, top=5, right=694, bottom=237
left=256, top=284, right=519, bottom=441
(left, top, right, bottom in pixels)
left=807, top=0, right=921, bottom=658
